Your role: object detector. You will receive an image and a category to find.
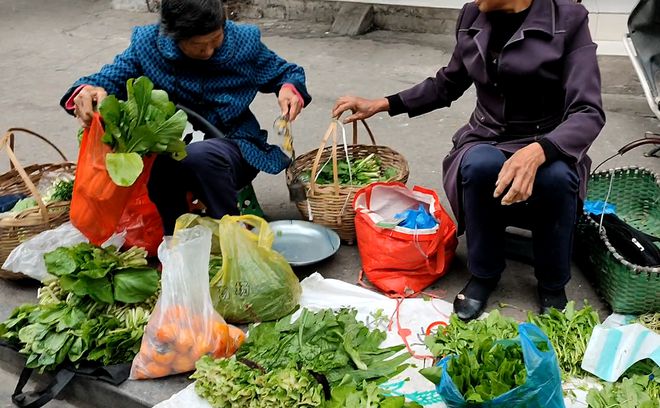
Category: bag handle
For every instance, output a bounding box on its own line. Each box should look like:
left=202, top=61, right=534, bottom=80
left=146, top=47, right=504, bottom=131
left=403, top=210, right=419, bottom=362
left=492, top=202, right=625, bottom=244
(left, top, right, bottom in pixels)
left=309, top=121, right=340, bottom=196
left=592, top=135, right=660, bottom=173
left=0, top=129, right=65, bottom=222
left=12, top=366, right=76, bottom=408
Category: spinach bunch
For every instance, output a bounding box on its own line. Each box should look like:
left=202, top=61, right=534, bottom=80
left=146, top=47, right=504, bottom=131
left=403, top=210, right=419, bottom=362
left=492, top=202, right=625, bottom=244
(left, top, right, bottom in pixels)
left=237, top=308, right=410, bottom=386
left=193, top=356, right=324, bottom=408
left=444, top=339, right=531, bottom=404
left=0, top=280, right=154, bottom=372
left=587, top=369, right=660, bottom=408
left=44, top=244, right=159, bottom=305
left=300, top=154, right=399, bottom=186
left=99, top=76, right=188, bottom=186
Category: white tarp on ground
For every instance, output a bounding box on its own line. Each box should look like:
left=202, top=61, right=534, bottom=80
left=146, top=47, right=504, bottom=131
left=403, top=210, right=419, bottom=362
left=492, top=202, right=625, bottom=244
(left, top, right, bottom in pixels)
left=154, top=273, right=591, bottom=408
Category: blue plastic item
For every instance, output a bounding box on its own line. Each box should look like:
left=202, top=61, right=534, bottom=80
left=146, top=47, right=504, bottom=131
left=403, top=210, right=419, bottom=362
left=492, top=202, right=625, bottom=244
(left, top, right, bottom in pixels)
left=436, top=323, right=565, bottom=408
left=394, top=204, right=438, bottom=229
left=0, top=194, right=26, bottom=213
left=583, top=200, right=617, bottom=216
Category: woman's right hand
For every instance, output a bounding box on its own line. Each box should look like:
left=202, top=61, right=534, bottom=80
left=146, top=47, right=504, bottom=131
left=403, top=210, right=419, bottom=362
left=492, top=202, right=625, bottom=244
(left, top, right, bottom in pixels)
left=331, top=96, right=389, bottom=124
left=73, top=85, right=108, bottom=128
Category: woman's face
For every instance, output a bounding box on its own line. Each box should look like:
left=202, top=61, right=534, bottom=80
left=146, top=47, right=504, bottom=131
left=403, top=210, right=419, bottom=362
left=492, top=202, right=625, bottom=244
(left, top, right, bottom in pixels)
left=178, top=29, right=224, bottom=60
left=474, top=0, right=530, bottom=13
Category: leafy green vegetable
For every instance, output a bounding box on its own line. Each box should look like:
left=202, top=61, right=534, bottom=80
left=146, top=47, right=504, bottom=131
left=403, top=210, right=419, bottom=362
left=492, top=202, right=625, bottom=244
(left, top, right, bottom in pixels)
left=99, top=76, right=188, bottom=187
left=301, top=154, right=398, bottom=186
left=325, top=377, right=422, bottom=408
left=587, top=367, right=660, bottom=408
left=637, top=313, right=660, bottom=334
left=44, top=244, right=158, bottom=305
left=0, top=280, right=155, bottom=372
left=10, top=197, right=37, bottom=213
left=237, top=308, right=409, bottom=386
left=443, top=339, right=529, bottom=403
left=48, top=180, right=74, bottom=202
left=192, top=356, right=324, bottom=408
left=527, top=301, right=600, bottom=378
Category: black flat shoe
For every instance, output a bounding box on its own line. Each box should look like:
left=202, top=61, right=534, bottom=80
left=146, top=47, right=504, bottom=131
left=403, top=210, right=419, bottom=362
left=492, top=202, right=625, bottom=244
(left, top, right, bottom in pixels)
left=453, top=291, right=487, bottom=322
left=538, top=287, right=568, bottom=315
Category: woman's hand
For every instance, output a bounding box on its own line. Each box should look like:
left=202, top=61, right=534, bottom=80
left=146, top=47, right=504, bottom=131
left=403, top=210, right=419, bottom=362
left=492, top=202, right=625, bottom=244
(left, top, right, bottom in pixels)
left=73, top=85, right=107, bottom=128
left=493, top=142, right=546, bottom=205
left=332, top=96, right=389, bottom=123
left=278, top=86, right=303, bottom=121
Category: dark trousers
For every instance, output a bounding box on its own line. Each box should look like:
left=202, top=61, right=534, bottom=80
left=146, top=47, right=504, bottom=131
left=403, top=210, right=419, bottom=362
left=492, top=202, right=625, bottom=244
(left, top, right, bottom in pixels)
left=460, top=144, right=579, bottom=290
left=148, top=138, right=258, bottom=235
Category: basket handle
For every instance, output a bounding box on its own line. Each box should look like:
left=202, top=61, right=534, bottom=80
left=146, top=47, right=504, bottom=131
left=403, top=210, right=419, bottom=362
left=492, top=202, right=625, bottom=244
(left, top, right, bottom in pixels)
left=351, top=120, right=377, bottom=146
left=0, top=131, right=51, bottom=221
left=5, top=128, right=68, bottom=168
left=309, top=121, right=340, bottom=196
left=592, top=135, right=660, bottom=173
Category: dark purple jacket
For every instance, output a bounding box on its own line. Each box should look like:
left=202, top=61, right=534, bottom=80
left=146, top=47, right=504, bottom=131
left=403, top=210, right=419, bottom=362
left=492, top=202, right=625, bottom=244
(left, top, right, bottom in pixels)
left=391, top=0, right=605, bottom=232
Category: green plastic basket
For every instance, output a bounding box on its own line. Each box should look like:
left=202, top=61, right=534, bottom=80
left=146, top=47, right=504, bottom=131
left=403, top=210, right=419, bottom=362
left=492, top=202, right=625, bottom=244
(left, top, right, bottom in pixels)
left=575, top=166, right=660, bottom=314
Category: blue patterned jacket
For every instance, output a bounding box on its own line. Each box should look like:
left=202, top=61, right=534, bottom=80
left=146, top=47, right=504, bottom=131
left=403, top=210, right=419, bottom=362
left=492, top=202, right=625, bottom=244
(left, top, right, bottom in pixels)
left=61, top=21, right=312, bottom=174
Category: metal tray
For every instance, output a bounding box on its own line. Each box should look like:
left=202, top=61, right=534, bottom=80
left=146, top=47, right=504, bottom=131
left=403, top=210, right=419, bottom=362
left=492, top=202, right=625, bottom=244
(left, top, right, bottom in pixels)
left=269, top=220, right=341, bottom=266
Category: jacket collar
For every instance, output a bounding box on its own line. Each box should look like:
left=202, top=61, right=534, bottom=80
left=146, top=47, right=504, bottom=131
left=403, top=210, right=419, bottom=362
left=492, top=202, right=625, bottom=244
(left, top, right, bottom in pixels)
left=157, top=21, right=237, bottom=65
left=468, top=0, right=555, bottom=64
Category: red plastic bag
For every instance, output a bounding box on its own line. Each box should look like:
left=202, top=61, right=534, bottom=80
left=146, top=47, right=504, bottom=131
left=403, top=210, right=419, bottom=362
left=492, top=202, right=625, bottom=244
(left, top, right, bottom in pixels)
left=70, top=113, right=153, bottom=245
left=353, top=182, right=458, bottom=295
left=116, top=167, right=163, bottom=257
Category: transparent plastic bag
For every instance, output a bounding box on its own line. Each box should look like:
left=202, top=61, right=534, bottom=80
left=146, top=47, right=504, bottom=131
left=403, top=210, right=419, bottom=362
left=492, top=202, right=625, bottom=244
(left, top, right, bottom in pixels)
left=212, top=215, right=301, bottom=324
left=2, top=222, right=125, bottom=281
left=130, top=226, right=244, bottom=380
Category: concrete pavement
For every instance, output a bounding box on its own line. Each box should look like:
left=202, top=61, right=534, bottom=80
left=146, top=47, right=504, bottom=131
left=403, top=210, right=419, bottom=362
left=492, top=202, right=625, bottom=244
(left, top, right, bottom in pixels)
left=0, top=0, right=658, bottom=406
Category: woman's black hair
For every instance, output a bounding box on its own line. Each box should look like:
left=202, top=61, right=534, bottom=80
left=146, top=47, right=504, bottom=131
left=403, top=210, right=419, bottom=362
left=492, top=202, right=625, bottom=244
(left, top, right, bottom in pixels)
left=160, top=0, right=226, bottom=41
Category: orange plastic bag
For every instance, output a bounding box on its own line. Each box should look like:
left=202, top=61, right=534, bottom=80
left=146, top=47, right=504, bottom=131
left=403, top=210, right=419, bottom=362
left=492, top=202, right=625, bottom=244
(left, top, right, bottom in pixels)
left=130, top=226, right=244, bottom=380
left=70, top=113, right=151, bottom=245
left=353, top=182, right=458, bottom=295
left=116, top=179, right=163, bottom=257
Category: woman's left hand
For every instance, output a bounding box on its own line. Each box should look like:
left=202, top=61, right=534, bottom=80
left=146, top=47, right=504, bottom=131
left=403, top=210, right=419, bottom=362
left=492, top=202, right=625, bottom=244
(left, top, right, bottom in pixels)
left=493, top=142, right=546, bottom=205
left=278, top=86, right=303, bottom=121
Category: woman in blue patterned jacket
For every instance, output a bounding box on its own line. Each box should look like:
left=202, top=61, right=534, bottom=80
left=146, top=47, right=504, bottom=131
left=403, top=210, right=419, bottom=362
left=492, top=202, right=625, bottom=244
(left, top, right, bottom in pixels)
left=60, top=0, right=311, bottom=234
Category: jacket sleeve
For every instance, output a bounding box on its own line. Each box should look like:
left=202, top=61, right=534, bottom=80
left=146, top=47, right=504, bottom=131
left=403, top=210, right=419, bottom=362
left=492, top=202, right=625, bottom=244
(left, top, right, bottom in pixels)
left=251, top=32, right=312, bottom=107
left=59, top=28, right=143, bottom=111
left=543, top=7, right=605, bottom=163
left=393, top=5, right=473, bottom=117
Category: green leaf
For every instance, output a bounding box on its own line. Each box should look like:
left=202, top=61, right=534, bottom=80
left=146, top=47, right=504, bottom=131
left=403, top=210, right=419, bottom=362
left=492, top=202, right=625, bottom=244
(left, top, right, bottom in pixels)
left=75, top=277, right=114, bottom=304
left=420, top=366, right=442, bottom=384
left=44, top=248, right=78, bottom=276
left=113, top=268, right=159, bottom=304
left=105, top=152, right=144, bottom=187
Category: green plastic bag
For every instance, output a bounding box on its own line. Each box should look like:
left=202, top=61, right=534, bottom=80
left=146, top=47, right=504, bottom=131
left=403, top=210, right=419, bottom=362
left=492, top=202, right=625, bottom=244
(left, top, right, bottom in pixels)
left=176, top=214, right=301, bottom=323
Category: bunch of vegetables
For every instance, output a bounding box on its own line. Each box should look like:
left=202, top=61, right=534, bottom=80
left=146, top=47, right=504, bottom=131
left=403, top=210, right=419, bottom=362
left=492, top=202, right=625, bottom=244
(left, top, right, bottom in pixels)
left=637, top=312, right=660, bottom=334
left=8, top=179, right=75, bottom=213
left=44, top=244, right=159, bottom=305
left=527, top=301, right=600, bottom=378
left=587, top=363, right=660, bottom=408
left=425, top=339, right=534, bottom=404
left=193, top=357, right=325, bottom=408
left=0, top=280, right=155, bottom=372
left=98, top=76, right=188, bottom=187
left=131, top=305, right=245, bottom=379
left=300, top=153, right=398, bottom=186
left=193, top=308, right=413, bottom=407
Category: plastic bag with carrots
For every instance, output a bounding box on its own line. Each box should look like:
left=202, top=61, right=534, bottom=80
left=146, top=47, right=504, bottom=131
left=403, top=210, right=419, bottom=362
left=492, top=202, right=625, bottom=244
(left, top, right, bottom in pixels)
left=130, top=226, right=244, bottom=380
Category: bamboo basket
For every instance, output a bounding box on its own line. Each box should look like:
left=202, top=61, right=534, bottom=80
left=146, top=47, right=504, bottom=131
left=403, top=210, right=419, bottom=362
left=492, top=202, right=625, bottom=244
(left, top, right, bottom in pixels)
left=0, top=128, right=76, bottom=280
left=287, top=120, right=409, bottom=243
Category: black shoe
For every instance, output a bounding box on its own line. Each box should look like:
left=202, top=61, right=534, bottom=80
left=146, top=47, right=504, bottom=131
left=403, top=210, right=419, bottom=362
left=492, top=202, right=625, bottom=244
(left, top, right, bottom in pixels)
left=538, top=287, right=568, bottom=315
left=453, top=276, right=499, bottom=322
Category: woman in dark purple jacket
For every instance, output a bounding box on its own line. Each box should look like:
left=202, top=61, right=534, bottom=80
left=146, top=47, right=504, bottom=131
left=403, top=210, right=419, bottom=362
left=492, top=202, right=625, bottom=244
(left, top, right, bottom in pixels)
left=333, top=0, right=605, bottom=321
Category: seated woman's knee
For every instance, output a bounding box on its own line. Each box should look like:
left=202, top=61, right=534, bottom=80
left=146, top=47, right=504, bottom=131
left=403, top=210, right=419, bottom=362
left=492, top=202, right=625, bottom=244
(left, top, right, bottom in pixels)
left=461, top=145, right=506, bottom=184
left=535, top=160, right=578, bottom=194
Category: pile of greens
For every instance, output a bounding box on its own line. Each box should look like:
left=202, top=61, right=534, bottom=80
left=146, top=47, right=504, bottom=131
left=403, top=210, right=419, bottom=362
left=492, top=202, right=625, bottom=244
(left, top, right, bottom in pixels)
left=8, top=179, right=75, bottom=213
left=527, top=301, right=600, bottom=378
left=193, top=308, right=413, bottom=407
left=44, top=244, right=159, bottom=305
left=0, top=280, right=155, bottom=372
left=99, top=76, right=188, bottom=187
left=237, top=308, right=410, bottom=385
left=427, top=339, right=533, bottom=404
left=587, top=364, right=660, bottom=408
left=637, top=313, right=660, bottom=334
left=193, top=356, right=324, bottom=408
left=300, top=153, right=399, bottom=186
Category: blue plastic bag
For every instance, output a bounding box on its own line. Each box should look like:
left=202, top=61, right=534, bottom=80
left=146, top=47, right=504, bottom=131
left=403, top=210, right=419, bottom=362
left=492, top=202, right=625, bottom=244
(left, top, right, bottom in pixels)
left=394, top=204, right=438, bottom=229
left=436, top=323, right=565, bottom=408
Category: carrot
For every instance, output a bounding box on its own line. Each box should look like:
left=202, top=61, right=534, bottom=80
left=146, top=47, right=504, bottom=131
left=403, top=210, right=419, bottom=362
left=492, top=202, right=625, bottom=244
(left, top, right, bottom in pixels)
left=145, top=361, right=171, bottom=378
left=175, top=329, right=195, bottom=353
left=172, top=354, right=194, bottom=373
left=152, top=349, right=177, bottom=365
left=155, top=323, right=178, bottom=344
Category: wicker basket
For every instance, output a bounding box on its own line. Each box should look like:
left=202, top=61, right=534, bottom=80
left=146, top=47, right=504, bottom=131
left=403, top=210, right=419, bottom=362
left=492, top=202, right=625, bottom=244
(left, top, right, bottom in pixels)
left=0, top=128, right=76, bottom=280
left=286, top=120, right=409, bottom=243
left=575, top=166, right=660, bottom=314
